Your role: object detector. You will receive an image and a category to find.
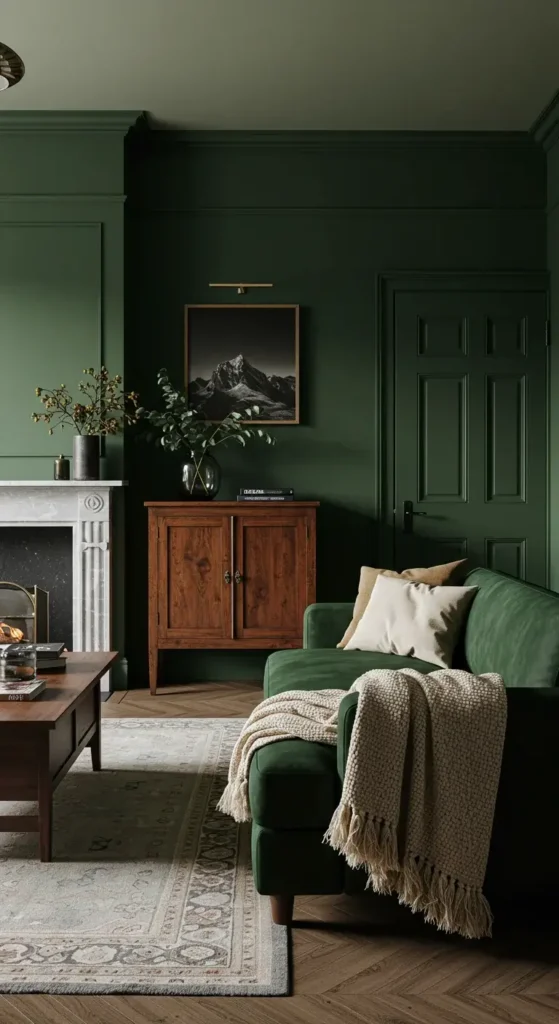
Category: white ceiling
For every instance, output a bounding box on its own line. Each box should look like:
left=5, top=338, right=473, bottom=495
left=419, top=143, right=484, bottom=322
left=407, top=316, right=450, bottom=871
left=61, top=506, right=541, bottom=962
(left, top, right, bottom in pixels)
left=0, top=0, right=557, bottom=130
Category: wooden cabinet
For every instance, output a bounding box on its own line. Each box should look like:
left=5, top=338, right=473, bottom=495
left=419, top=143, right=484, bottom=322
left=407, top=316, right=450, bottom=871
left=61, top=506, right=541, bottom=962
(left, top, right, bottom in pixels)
left=146, top=502, right=318, bottom=693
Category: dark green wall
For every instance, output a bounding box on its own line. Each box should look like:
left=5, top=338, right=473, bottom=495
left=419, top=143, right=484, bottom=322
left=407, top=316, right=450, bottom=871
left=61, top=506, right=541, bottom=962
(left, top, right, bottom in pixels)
left=124, top=130, right=546, bottom=686
left=533, top=94, right=559, bottom=591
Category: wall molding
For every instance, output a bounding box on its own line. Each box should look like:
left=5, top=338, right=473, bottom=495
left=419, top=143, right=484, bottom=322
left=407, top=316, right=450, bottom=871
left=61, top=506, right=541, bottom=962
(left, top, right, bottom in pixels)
left=0, top=194, right=127, bottom=203
left=144, top=129, right=535, bottom=150
left=0, top=221, right=104, bottom=459
left=0, top=111, right=143, bottom=133
left=127, top=205, right=544, bottom=216
left=531, top=90, right=559, bottom=151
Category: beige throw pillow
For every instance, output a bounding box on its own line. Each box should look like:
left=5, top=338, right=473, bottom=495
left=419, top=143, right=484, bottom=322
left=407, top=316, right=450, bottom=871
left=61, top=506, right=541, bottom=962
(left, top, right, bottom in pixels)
left=344, top=575, right=477, bottom=668
left=337, top=558, right=467, bottom=648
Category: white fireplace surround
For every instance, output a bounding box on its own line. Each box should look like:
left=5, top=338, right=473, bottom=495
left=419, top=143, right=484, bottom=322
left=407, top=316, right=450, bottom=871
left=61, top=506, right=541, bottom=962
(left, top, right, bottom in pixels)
left=0, top=482, right=123, bottom=691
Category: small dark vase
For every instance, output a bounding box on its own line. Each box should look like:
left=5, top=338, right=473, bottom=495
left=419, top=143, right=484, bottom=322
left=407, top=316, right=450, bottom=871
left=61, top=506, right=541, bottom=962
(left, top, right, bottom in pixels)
left=73, top=434, right=100, bottom=481
left=181, top=450, right=221, bottom=499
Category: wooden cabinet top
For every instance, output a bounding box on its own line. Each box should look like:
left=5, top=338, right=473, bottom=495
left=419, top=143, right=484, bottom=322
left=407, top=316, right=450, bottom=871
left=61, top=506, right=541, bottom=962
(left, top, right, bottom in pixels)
left=144, top=501, right=320, bottom=508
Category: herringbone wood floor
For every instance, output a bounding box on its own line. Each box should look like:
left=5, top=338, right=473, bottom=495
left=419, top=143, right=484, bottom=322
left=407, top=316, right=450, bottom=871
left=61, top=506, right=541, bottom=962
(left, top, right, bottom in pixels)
left=3, top=682, right=558, bottom=1024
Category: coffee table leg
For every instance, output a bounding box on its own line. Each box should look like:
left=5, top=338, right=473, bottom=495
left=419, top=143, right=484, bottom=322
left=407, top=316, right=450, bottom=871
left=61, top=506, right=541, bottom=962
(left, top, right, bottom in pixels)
left=90, top=725, right=101, bottom=771
left=89, top=682, right=101, bottom=771
left=38, top=754, right=53, bottom=862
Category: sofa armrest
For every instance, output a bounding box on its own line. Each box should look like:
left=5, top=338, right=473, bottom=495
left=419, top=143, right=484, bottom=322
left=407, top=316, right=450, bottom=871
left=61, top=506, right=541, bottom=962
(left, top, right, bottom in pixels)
left=336, top=685, right=559, bottom=783
left=337, top=691, right=358, bottom=779
left=303, top=603, right=354, bottom=649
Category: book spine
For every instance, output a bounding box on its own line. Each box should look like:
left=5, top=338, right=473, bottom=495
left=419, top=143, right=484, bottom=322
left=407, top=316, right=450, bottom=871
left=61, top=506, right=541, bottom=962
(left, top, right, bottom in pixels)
left=0, top=694, right=32, bottom=701
left=237, top=495, right=294, bottom=502
left=239, top=488, right=294, bottom=496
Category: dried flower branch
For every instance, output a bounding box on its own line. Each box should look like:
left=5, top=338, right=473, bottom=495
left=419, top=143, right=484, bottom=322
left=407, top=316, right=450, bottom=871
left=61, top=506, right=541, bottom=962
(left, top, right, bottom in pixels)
left=33, top=368, right=140, bottom=436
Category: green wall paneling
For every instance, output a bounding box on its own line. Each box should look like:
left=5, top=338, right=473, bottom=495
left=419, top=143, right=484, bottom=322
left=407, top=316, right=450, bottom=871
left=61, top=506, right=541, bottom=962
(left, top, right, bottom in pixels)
left=0, top=221, right=102, bottom=457
left=0, top=111, right=140, bottom=686
left=124, top=129, right=547, bottom=686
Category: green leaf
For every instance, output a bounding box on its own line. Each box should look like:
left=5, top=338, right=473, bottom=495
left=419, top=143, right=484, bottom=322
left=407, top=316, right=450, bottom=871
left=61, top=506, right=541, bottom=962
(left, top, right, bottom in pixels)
left=231, top=411, right=242, bottom=420
left=252, top=405, right=260, bottom=414
left=245, top=408, right=252, bottom=417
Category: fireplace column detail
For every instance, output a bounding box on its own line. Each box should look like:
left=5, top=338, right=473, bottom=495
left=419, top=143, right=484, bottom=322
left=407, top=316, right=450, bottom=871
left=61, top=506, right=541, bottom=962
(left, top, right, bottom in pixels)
left=76, top=491, right=112, bottom=654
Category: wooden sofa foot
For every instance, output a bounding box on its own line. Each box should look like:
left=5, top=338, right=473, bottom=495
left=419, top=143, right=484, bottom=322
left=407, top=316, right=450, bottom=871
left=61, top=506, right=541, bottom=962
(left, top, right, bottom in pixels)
left=270, top=895, right=294, bottom=926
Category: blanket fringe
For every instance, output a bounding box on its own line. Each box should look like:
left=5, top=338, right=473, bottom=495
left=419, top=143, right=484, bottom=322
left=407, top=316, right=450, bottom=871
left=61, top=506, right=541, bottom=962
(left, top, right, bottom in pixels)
left=324, top=803, right=493, bottom=940
left=324, top=802, right=398, bottom=895
left=216, top=779, right=250, bottom=822
left=401, top=854, right=493, bottom=940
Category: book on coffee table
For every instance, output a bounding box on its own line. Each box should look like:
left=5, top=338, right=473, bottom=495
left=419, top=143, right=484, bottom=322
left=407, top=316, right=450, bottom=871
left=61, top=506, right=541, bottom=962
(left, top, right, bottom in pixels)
left=7, top=642, right=65, bottom=659
left=0, top=679, right=46, bottom=701
left=2, top=642, right=67, bottom=671
left=32, top=657, right=66, bottom=671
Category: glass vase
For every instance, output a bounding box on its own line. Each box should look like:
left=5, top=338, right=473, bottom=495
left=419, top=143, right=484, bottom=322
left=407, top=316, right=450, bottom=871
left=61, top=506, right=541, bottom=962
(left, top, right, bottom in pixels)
left=181, top=451, right=221, bottom=500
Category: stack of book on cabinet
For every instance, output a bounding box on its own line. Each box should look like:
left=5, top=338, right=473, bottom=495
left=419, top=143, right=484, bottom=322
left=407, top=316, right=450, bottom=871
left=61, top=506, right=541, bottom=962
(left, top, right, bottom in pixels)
left=237, top=488, right=294, bottom=502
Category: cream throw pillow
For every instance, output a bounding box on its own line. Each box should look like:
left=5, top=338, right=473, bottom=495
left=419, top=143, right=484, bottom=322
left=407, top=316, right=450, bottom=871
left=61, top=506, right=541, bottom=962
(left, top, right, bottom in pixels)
left=337, top=558, right=467, bottom=648
left=344, top=575, right=478, bottom=669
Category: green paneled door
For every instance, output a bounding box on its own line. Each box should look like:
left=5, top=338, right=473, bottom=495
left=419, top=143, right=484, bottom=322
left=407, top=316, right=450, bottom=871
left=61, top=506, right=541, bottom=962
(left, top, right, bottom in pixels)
left=385, top=275, right=548, bottom=584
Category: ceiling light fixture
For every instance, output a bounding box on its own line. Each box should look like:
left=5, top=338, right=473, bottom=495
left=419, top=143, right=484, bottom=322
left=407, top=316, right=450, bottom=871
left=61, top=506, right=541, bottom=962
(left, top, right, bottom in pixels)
left=0, top=41, right=25, bottom=91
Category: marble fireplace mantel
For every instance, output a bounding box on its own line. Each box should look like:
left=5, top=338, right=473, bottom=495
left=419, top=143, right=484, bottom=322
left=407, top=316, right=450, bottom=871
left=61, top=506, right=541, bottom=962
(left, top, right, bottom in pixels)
left=0, top=482, right=124, bottom=689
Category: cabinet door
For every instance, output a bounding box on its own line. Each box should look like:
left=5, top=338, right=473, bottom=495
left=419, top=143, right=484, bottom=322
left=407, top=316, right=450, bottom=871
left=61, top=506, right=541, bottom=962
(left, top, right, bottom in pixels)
left=234, top=514, right=309, bottom=640
left=158, top=514, right=232, bottom=640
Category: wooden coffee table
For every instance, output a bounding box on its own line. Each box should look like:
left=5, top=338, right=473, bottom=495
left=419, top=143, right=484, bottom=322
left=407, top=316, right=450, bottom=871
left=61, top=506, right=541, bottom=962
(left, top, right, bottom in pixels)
left=0, top=651, right=118, bottom=861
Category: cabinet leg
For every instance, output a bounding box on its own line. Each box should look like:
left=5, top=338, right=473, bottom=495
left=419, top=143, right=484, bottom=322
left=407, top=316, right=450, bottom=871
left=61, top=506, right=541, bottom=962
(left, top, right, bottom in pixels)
left=149, top=649, right=159, bottom=695
left=270, top=895, right=294, bottom=926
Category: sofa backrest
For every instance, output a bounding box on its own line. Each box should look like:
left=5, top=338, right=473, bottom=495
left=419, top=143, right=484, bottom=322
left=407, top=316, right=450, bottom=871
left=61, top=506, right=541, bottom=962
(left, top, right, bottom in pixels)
left=464, top=568, right=559, bottom=687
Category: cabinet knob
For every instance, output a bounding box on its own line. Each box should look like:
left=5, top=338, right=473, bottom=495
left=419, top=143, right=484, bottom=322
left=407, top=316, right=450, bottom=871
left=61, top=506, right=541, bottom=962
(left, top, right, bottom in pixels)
left=234, top=569, right=243, bottom=584
left=224, top=571, right=232, bottom=584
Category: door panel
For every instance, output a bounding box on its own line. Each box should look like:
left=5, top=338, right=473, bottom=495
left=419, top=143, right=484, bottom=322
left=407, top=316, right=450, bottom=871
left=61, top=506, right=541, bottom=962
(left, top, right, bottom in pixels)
left=391, top=284, right=547, bottom=584
left=234, top=515, right=307, bottom=639
left=418, top=374, right=467, bottom=501
left=486, top=375, right=525, bottom=501
left=159, top=515, right=231, bottom=638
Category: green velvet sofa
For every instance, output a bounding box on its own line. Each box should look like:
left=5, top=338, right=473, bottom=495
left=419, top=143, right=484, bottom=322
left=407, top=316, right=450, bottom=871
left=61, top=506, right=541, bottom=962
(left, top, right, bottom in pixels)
left=249, top=567, right=559, bottom=925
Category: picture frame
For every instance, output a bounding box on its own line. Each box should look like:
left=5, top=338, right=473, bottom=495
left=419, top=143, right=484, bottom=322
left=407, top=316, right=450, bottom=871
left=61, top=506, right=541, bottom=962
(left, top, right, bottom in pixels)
left=184, top=304, right=299, bottom=425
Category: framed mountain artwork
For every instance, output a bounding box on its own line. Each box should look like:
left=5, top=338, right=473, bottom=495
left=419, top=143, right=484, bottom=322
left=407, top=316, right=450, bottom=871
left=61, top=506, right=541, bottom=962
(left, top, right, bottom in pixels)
left=185, top=304, right=299, bottom=424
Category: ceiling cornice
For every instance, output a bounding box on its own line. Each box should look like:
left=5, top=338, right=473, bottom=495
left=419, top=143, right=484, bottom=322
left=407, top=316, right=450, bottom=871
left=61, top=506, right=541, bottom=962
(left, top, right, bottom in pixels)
left=530, top=90, right=559, bottom=151
left=0, top=110, right=144, bottom=132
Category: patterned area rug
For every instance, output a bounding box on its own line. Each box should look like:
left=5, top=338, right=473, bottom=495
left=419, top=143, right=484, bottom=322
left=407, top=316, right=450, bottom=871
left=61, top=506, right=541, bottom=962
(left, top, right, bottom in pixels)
left=0, top=719, right=288, bottom=995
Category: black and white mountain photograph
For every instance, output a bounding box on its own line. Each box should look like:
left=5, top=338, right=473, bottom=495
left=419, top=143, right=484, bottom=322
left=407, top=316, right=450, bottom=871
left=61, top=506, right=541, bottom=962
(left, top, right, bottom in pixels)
left=185, top=305, right=299, bottom=424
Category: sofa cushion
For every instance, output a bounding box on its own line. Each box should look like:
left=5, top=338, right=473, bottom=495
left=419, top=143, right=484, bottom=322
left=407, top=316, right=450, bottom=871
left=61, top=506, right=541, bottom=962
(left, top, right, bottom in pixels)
left=249, top=739, right=339, bottom=829
left=345, top=575, right=477, bottom=667
left=264, top=648, right=440, bottom=698
left=338, top=558, right=467, bottom=647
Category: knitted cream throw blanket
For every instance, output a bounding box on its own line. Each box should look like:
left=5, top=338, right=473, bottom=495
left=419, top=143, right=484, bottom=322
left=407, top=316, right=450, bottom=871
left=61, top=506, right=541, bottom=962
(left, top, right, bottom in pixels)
left=218, top=668, right=507, bottom=939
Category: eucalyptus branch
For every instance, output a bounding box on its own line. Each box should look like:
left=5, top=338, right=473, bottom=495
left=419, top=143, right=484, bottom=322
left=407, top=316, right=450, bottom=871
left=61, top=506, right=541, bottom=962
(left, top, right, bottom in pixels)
left=140, top=369, right=277, bottom=457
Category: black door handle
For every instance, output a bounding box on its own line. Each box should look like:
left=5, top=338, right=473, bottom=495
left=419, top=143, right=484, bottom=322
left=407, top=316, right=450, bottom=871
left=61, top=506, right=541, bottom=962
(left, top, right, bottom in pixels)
left=403, top=500, right=427, bottom=533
